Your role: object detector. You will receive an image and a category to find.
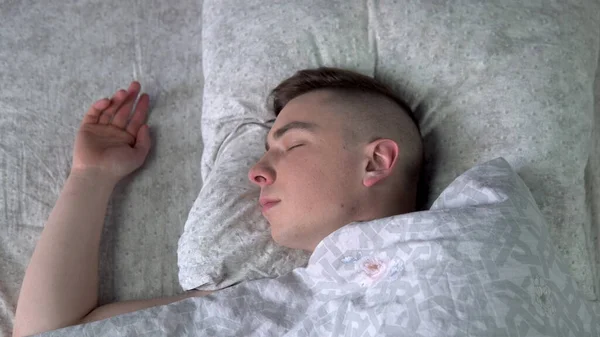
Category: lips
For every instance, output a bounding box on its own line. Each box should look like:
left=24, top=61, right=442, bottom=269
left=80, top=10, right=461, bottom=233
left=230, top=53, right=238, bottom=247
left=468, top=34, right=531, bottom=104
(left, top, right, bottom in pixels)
left=261, top=201, right=280, bottom=213
left=259, top=197, right=280, bottom=213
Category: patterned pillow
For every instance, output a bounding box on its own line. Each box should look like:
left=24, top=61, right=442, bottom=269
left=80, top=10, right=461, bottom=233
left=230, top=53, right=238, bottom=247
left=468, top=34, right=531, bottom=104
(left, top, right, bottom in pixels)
left=178, top=0, right=600, bottom=299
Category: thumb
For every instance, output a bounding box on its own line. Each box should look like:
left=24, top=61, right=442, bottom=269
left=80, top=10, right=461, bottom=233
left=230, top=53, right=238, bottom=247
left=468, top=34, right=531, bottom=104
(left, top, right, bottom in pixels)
left=133, top=125, right=152, bottom=160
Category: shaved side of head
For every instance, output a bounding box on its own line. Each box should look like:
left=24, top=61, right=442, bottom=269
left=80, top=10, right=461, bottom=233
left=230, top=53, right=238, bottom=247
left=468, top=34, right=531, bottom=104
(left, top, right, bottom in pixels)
left=319, top=89, right=423, bottom=186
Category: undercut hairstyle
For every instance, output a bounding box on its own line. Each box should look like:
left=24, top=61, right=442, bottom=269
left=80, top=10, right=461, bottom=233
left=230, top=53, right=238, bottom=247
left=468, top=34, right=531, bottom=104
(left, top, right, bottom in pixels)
left=270, top=67, right=419, bottom=130
left=268, top=67, right=424, bottom=199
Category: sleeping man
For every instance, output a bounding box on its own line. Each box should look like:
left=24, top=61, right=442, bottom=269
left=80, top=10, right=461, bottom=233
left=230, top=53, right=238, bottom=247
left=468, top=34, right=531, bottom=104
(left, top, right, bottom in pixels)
left=13, top=67, right=424, bottom=336
left=13, top=68, right=596, bottom=336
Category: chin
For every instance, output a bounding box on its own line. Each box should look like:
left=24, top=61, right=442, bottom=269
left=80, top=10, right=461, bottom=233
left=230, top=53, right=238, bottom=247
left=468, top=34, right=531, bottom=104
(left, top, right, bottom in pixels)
left=271, top=233, right=306, bottom=251
left=270, top=227, right=290, bottom=248
left=269, top=228, right=283, bottom=244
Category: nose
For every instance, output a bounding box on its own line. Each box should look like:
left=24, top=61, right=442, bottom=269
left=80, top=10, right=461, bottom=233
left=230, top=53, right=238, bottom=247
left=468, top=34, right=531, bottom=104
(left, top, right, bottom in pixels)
left=248, top=160, right=275, bottom=187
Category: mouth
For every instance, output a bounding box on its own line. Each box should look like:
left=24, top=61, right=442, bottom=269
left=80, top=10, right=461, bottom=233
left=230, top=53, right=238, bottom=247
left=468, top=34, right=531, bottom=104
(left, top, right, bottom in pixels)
left=261, top=201, right=280, bottom=213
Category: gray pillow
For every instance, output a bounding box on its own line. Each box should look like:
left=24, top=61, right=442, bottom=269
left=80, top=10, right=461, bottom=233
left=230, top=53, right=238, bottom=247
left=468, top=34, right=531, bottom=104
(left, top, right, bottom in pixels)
left=178, top=0, right=600, bottom=300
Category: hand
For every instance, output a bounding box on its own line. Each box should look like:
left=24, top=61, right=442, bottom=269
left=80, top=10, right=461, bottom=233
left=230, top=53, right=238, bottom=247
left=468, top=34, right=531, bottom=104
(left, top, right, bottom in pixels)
left=70, top=81, right=151, bottom=184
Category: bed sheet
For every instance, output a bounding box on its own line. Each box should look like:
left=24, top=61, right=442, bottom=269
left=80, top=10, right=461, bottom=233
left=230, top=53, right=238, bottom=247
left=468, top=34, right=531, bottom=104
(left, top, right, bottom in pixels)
left=593, top=51, right=600, bottom=296
left=0, top=1, right=204, bottom=336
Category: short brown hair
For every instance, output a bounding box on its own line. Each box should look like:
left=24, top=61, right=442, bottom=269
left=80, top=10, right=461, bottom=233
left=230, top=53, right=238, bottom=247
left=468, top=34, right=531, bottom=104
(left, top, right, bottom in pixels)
left=269, top=67, right=420, bottom=133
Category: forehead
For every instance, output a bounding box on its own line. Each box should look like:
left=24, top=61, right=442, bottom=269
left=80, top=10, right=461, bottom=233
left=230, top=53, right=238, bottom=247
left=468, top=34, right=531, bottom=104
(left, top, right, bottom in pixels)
left=272, top=90, right=342, bottom=129
left=265, top=91, right=346, bottom=150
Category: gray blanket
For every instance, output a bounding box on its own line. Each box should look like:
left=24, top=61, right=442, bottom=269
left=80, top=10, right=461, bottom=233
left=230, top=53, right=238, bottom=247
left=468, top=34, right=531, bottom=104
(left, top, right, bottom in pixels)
left=36, top=158, right=599, bottom=336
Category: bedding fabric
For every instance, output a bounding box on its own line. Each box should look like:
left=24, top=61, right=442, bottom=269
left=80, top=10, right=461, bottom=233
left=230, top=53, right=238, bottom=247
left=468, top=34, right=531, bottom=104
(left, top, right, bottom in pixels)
left=39, top=158, right=600, bottom=336
left=594, top=50, right=600, bottom=303
left=179, top=0, right=600, bottom=301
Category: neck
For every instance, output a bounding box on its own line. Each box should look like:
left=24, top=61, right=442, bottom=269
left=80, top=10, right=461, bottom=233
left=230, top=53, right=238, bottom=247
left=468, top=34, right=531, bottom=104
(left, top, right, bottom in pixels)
left=359, top=188, right=416, bottom=222
left=304, top=187, right=417, bottom=253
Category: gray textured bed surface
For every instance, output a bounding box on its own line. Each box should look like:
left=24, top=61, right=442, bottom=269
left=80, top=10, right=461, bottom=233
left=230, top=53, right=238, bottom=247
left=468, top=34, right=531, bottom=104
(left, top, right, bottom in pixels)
left=593, top=50, right=600, bottom=301
left=0, top=1, right=203, bottom=336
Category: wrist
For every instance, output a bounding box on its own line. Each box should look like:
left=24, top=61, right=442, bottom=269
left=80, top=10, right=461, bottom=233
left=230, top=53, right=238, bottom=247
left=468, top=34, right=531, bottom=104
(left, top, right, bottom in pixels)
left=68, top=168, right=119, bottom=190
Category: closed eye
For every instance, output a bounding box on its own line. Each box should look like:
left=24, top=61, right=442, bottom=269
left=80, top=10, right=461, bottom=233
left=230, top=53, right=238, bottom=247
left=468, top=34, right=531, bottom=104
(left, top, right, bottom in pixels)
left=288, top=144, right=304, bottom=151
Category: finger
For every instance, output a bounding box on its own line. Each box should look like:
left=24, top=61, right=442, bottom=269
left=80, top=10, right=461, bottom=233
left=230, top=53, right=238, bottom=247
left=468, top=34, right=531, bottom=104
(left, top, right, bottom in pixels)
left=126, top=93, right=149, bottom=136
left=133, top=124, right=152, bottom=163
left=99, top=89, right=128, bottom=124
left=82, top=98, right=110, bottom=125
left=112, top=81, right=141, bottom=128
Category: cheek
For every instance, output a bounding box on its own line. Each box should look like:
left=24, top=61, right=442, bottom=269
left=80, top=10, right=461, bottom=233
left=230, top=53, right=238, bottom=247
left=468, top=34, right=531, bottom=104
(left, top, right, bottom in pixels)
left=285, top=153, right=355, bottom=202
left=285, top=157, right=324, bottom=190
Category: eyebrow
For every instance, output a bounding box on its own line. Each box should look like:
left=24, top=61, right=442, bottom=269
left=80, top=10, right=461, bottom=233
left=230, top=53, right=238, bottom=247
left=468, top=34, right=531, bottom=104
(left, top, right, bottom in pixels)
left=265, top=121, right=319, bottom=151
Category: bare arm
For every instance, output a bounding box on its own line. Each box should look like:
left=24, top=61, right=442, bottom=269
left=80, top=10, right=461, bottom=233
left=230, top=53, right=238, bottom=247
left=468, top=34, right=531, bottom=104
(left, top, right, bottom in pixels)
left=80, top=290, right=214, bottom=324
left=14, top=172, right=116, bottom=335
left=12, top=82, right=202, bottom=337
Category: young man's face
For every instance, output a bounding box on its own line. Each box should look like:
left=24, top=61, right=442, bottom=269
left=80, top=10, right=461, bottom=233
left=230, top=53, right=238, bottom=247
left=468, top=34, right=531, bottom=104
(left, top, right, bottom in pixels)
left=248, top=90, right=367, bottom=252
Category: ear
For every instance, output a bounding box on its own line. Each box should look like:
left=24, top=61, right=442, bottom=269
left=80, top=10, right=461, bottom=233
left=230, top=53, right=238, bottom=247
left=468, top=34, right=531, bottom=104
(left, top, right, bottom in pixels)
left=363, top=139, right=399, bottom=187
